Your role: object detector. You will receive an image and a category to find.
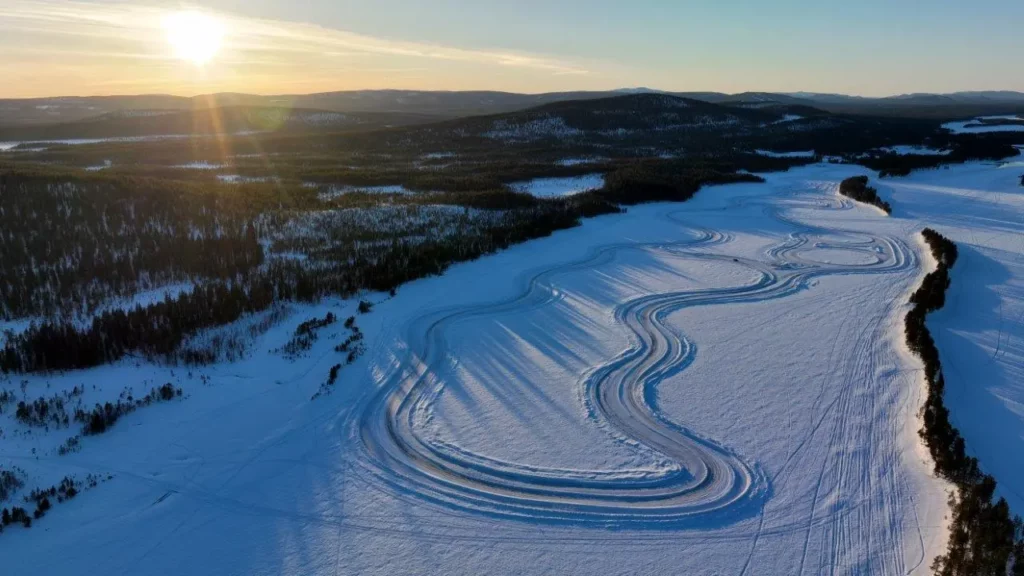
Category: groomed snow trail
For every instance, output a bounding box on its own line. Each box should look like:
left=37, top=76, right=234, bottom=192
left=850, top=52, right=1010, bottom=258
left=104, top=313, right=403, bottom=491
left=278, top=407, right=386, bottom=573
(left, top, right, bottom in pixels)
left=354, top=183, right=914, bottom=528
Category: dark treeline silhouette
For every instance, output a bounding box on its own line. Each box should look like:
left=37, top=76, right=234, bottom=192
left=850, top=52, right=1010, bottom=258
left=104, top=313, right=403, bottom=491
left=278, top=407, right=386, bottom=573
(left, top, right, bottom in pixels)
left=963, top=117, right=1024, bottom=128
left=860, top=136, right=1020, bottom=178
left=906, top=229, right=1024, bottom=575
left=596, top=160, right=765, bottom=205
left=839, top=176, right=892, bottom=214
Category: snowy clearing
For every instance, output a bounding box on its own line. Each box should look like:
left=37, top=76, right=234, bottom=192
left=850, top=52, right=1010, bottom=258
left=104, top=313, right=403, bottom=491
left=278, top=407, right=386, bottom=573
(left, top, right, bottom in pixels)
left=217, top=174, right=274, bottom=184
left=511, top=174, right=605, bottom=197
left=755, top=149, right=816, bottom=158
left=5, top=159, right=1024, bottom=574
left=772, top=114, right=804, bottom=124
left=556, top=157, right=609, bottom=166
left=878, top=145, right=952, bottom=156
left=174, top=161, right=227, bottom=170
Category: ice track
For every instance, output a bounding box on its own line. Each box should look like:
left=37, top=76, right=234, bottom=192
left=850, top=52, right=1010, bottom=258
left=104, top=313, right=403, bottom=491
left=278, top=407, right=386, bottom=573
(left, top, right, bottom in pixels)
left=354, top=184, right=916, bottom=528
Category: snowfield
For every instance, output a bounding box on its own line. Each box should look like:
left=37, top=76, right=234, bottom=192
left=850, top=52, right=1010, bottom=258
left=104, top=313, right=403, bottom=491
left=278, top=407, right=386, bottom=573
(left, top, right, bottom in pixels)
left=4, top=159, right=1024, bottom=575
left=511, top=174, right=606, bottom=197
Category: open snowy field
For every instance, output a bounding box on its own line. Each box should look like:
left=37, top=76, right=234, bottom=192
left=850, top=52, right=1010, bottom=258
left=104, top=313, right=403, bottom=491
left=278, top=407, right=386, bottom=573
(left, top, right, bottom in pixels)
left=3, top=159, right=1024, bottom=574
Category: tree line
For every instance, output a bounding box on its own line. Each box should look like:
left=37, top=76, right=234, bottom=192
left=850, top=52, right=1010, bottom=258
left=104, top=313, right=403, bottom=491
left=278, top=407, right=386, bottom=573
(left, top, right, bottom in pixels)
left=0, top=159, right=768, bottom=374
left=861, top=136, right=1020, bottom=178
left=906, top=228, right=1024, bottom=575
left=839, top=176, right=892, bottom=214
left=0, top=170, right=264, bottom=320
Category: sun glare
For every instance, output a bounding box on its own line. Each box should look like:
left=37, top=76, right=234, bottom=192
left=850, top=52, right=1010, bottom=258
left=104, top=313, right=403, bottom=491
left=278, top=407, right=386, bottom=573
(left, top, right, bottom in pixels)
left=163, top=11, right=224, bottom=66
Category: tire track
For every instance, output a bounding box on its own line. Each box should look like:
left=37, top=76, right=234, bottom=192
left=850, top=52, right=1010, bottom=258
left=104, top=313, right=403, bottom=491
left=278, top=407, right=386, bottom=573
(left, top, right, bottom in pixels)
left=353, top=182, right=914, bottom=528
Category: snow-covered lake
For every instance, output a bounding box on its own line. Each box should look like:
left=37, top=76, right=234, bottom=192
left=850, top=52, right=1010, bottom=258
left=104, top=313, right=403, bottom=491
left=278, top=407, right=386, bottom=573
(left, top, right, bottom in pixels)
left=942, top=115, right=1024, bottom=134
left=7, top=160, right=1024, bottom=575
left=511, top=173, right=605, bottom=197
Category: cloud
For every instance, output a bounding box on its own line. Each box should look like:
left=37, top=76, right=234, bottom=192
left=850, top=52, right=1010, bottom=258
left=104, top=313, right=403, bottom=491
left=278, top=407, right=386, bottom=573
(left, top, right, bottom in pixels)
left=0, top=0, right=590, bottom=76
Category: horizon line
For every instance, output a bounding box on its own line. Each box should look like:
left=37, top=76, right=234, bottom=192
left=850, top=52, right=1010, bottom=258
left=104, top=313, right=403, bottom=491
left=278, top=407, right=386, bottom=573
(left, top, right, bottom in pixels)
left=4, top=86, right=1024, bottom=102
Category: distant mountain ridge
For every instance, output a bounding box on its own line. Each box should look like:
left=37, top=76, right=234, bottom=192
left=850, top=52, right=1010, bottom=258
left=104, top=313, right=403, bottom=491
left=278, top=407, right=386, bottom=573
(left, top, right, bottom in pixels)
left=2, top=88, right=1024, bottom=130
left=366, top=92, right=844, bottom=154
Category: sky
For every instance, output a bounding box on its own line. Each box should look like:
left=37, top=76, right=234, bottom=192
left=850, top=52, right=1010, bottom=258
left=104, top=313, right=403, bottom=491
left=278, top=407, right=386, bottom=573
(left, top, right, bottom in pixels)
left=1, top=0, right=1022, bottom=98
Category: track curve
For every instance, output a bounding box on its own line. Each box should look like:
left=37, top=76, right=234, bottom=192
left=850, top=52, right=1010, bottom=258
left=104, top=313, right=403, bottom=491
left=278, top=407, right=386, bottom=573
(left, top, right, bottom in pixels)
left=353, top=179, right=915, bottom=529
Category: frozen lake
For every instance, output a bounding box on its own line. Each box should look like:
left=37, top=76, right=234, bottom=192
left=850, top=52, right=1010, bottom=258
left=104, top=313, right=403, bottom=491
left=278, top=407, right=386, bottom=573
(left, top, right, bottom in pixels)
left=7, top=159, right=1024, bottom=575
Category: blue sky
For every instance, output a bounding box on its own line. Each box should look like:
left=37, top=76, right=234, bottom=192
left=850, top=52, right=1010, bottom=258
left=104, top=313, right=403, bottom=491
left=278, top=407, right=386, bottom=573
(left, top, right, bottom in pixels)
left=1, top=0, right=1022, bottom=97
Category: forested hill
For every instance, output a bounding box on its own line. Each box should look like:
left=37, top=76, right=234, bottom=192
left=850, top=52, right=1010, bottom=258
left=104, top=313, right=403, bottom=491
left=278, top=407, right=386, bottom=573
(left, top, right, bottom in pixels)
left=0, top=106, right=440, bottom=141
left=386, top=93, right=832, bottom=146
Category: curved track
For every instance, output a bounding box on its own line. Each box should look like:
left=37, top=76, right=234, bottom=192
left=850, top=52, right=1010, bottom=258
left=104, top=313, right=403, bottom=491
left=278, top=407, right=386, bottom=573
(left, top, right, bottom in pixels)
left=354, top=181, right=915, bottom=528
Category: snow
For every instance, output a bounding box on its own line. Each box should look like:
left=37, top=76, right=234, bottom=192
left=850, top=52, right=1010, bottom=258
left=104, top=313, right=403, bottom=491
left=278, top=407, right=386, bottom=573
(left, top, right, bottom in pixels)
left=0, top=283, right=196, bottom=335
left=316, top=184, right=413, bottom=200
left=174, top=162, right=227, bottom=170
left=772, top=114, right=804, bottom=124
left=84, top=160, right=113, bottom=171
left=0, top=319, right=34, bottom=346
left=217, top=175, right=273, bottom=184
left=0, top=130, right=272, bottom=153
left=94, top=283, right=195, bottom=317
left=878, top=145, right=952, bottom=156
left=484, top=116, right=583, bottom=141
left=8, top=159, right=1024, bottom=574
left=511, top=174, right=605, bottom=197
left=874, top=161, right=1024, bottom=515
left=942, top=115, right=1024, bottom=134
left=556, top=157, right=608, bottom=166
left=755, top=149, right=816, bottom=158
left=0, top=135, right=192, bottom=151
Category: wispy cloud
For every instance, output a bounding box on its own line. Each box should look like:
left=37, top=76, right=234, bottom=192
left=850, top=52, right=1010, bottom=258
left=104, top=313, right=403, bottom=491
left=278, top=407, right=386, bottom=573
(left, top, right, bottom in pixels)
left=0, top=0, right=591, bottom=96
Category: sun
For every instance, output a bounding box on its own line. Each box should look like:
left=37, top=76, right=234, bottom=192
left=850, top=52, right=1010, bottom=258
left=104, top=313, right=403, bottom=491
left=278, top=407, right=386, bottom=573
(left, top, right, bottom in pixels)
left=163, top=11, right=224, bottom=66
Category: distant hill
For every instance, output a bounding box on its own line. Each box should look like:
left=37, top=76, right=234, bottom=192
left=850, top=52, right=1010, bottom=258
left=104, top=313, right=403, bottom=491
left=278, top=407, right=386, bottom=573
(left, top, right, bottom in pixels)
left=4, top=89, right=1024, bottom=129
left=0, top=91, right=621, bottom=127
left=368, top=93, right=842, bottom=154
left=0, top=106, right=439, bottom=141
